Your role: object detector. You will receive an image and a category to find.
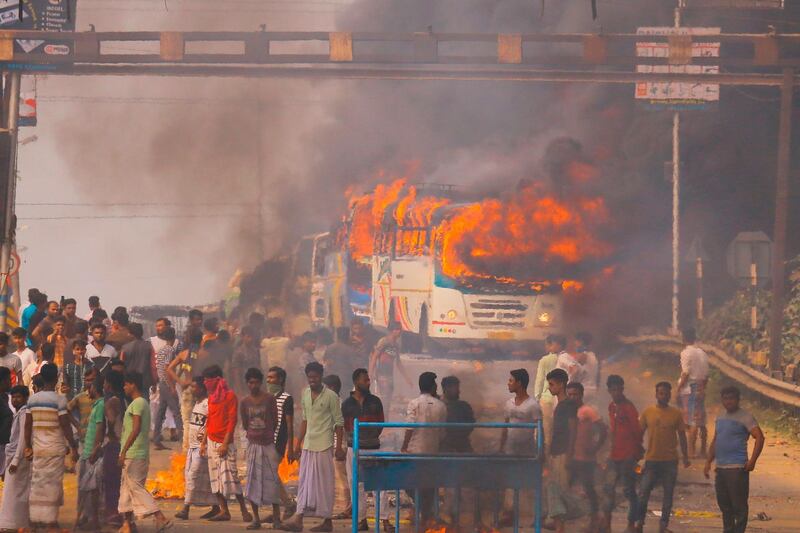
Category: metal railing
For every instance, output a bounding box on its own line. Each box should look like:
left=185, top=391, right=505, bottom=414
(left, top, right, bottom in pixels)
left=352, top=420, right=544, bottom=533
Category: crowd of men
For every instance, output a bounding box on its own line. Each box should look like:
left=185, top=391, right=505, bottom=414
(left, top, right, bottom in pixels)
left=0, top=289, right=769, bottom=533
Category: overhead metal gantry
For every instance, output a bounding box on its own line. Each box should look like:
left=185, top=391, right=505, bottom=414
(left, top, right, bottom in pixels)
left=0, top=29, right=797, bottom=365
left=0, top=29, right=796, bottom=85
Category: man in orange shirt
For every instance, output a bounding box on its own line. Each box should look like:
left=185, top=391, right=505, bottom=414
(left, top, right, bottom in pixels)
left=202, top=365, right=252, bottom=523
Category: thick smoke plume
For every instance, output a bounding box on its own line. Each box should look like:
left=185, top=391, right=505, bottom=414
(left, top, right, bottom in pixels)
left=38, top=0, right=800, bottom=331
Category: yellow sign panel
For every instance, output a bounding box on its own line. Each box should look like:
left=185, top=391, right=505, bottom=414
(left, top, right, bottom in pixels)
left=488, top=331, right=515, bottom=340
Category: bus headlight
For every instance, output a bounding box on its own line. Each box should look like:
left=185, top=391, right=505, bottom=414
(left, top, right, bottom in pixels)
left=446, top=309, right=458, bottom=320
left=537, top=312, right=552, bottom=324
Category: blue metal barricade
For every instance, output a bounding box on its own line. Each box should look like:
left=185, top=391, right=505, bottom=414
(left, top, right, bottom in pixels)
left=352, top=421, right=544, bottom=533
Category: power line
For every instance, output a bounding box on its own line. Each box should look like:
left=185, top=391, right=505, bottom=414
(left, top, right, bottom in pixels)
left=19, top=214, right=254, bottom=220
left=37, top=96, right=332, bottom=106
left=17, top=201, right=259, bottom=207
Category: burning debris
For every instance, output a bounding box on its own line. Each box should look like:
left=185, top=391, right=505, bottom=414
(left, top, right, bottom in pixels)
left=147, top=451, right=298, bottom=501
left=278, top=451, right=300, bottom=483
left=147, top=453, right=186, bottom=500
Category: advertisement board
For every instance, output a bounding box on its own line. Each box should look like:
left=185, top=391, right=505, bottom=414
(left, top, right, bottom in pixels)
left=635, top=27, right=720, bottom=110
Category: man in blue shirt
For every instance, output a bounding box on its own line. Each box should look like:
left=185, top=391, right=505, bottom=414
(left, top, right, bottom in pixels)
left=20, top=288, right=40, bottom=332
left=704, top=386, right=765, bottom=533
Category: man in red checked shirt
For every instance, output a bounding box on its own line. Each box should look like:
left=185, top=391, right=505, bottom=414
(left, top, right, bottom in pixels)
left=203, top=365, right=253, bottom=523
left=602, top=374, right=643, bottom=533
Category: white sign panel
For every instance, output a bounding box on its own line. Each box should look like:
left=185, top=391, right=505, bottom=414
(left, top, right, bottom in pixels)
left=684, top=0, right=782, bottom=8
left=635, top=27, right=720, bottom=110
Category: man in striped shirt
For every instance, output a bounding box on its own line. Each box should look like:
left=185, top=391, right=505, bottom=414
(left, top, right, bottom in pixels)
left=263, top=366, right=295, bottom=525
left=24, top=363, right=79, bottom=530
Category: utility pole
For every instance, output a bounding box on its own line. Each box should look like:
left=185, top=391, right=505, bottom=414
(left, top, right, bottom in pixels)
left=256, top=87, right=265, bottom=262
left=0, top=71, right=21, bottom=333
left=671, top=2, right=683, bottom=336
left=768, top=68, right=795, bottom=372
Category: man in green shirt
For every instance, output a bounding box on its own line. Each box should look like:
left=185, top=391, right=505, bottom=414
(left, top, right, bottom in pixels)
left=118, top=371, right=171, bottom=533
left=76, top=375, right=105, bottom=531
left=280, top=362, right=344, bottom=533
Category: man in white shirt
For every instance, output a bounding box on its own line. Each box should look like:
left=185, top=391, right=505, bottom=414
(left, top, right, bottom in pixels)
left=85, top=324, right=117, bottom=372
left=575, top=332, right=600, bottom=403
left=11, top=328, right=35, bottom=386
left=556, top=346, right=582, bottom=384
left=677, top=327, right=710, bottom=458
left=401, top=372, right=446, bottom=521
left=148, top=317, right=170, bottom=353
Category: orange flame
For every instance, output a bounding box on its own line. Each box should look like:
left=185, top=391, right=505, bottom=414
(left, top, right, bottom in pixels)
left=437, top=185, right=611, bottom=284
left=278, top=452, right=299, bottom=483
left=146, top=453, right=186, bottom=499
left=344, top=171, right=612, bottom=289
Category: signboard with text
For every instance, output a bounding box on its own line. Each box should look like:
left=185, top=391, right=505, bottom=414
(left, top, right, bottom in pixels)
left=0, top=0, right=77, bottom=70
left=635, top=27, right=720, bottom=110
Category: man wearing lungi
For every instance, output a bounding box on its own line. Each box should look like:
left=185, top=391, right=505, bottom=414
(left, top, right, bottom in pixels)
left=175, top=377, right=220, bottom=520
left=677, top=327, right=710, bottom=458
left=0, top=385, right=31, bottom=530
left=280, top=361, right=345, bottom=533
left=241, top=367, right=282, bottom=530
left=76, top=375, right=106, bottom=531
left=118, top=371, right=172, bottom=533
left=24, top=363, right=79, bottom=530
left=203, top=365, right=253, bottom=523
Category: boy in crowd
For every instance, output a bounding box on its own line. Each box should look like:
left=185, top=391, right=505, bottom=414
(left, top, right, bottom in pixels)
left=602, top=375, right=642, bottom=533
left=545, top=368, right=577, bottom=533
left=280, top=362, right=345, bottom=533
left=566, top=382, right=606, bottom=532
left=77, top=375, right=106, bottom=531
left=118, top=371, right=172, bottom=533
left=176, top=377, right=220, bottom=521
left=63, top=339, right=90, bottom=400
left=637, top=382, right=690, bottom=533
left=704, top=386, right=765, bottom=533
left=203, top=365, right=252, bottom=523
left=241, top=368, right=282, bottom=530
left=0, top=385, right=31, bottom=530
left=25, top=363, right=80, bottom=530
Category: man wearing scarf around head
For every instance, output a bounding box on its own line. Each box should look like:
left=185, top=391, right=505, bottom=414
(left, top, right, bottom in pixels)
left=202, top=365, right=253, bottom=523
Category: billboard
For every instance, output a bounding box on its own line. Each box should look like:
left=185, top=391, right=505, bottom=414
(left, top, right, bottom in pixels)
left=635, top=27, right=720, bottom=110
left=0, top=0, right=77, bottom=68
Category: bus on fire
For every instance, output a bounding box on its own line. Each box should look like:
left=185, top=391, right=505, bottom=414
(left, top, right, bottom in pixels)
left=307, top=183, right=562, bottom=354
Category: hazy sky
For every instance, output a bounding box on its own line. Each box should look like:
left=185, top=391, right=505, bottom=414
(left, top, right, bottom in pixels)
left=16, top=0, right=347, bottom=310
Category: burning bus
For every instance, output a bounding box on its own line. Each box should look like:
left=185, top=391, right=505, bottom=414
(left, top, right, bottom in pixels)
left=307, top=178, right=613, bottom=353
